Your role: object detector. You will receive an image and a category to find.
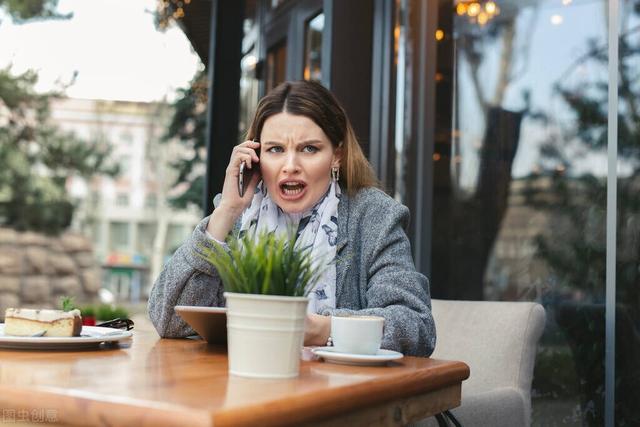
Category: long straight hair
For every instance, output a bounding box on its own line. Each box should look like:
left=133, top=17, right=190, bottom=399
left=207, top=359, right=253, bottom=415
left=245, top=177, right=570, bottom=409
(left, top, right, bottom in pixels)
left=246, top=80, right=379, bottom=195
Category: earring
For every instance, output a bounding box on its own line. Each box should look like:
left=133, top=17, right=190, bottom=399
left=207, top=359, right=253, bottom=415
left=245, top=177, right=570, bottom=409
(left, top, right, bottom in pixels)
left=331, top=166, right=340, bottom=182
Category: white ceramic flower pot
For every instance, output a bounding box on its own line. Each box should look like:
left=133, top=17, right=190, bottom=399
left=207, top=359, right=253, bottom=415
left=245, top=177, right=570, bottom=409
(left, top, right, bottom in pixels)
left=224, top=292, right=308, bottom=378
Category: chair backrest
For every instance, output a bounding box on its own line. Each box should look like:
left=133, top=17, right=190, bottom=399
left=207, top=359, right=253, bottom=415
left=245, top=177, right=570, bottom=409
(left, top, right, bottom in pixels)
left=430, top=299, right=546, bottom=400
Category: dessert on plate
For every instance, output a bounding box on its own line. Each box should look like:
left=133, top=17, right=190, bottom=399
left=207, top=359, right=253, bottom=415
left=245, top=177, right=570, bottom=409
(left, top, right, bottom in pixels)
left=3, top=308, right=82, bottom=337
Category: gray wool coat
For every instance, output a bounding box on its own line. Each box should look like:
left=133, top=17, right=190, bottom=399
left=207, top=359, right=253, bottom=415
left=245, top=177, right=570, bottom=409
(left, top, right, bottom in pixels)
left=147, top=187, right=436, bottom=357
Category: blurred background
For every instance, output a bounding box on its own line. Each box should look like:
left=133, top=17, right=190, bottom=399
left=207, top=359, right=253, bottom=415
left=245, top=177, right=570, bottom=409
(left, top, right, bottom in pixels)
left=0, top=0, right=638, bottom=425
left=0, top=0, right=203, bottom=317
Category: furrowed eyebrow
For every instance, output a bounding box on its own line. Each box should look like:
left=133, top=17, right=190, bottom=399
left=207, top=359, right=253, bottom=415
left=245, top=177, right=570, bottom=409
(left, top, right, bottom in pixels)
left=262, top=139, right=324, bottom=146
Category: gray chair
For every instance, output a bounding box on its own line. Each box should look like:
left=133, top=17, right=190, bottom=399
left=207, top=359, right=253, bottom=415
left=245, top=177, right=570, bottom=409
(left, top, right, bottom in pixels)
left=415, top=299, right=546, bottom=427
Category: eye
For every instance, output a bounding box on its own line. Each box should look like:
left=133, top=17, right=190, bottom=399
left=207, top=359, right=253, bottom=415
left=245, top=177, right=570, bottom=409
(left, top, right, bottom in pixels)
left=302, top=145, right=319, bottom=153
left=267, top=146, right=284, bottom=153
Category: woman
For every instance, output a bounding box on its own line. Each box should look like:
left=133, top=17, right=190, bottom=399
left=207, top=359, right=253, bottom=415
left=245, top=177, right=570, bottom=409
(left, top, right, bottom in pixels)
left=148, top=80, right=436, bottom=357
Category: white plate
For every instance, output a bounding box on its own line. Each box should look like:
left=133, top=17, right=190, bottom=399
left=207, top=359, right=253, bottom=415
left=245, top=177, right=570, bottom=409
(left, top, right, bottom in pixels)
left=0, top=325, right=133, bottom=350
left=174, top=305, right=227, bottom=345
left=312, top=347, right=404, bottom=366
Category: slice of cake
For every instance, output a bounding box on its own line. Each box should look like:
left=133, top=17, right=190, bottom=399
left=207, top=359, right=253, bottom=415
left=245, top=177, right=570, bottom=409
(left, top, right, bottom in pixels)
left=4, top=308, right=82, bottom=337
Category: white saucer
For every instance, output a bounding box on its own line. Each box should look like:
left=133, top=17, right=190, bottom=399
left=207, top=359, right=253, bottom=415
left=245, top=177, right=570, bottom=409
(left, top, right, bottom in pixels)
left=0, top=325, right=132, bottom=350
left=312, top=347, right=403, bottom=366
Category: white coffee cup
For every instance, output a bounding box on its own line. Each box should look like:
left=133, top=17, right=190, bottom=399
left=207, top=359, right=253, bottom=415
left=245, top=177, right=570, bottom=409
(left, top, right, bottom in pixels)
left=330, top=315, right=384, bottom=355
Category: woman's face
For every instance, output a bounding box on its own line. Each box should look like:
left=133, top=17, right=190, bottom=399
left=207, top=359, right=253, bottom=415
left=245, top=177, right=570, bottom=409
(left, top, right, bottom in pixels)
left=259, top=112, right=341, bottom=214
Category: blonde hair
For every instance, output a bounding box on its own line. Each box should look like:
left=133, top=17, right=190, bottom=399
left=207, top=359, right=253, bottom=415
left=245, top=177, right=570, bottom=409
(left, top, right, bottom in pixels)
left=247, top=80, right=379, bottom=195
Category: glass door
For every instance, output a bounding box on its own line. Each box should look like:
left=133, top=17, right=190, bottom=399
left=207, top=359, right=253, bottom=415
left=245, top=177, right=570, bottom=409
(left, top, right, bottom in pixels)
left=260, top=0, right=324, bottom=94
left=266, top=41, right=287, bottom=92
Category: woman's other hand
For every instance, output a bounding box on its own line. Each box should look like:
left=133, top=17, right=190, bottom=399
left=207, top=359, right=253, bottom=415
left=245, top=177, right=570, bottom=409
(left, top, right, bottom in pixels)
left=304, top=313, right=331, bottom=346
left=207, top=140, right=261, bottom=240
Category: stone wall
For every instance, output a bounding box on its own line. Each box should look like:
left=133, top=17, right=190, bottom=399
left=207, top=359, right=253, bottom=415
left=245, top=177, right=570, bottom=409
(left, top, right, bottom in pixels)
left=0, top=228, right=101, bottom=320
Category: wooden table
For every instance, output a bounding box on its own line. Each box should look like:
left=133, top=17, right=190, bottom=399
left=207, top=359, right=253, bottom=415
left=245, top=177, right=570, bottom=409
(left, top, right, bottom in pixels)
left=0, top=328, right=469, bottom=427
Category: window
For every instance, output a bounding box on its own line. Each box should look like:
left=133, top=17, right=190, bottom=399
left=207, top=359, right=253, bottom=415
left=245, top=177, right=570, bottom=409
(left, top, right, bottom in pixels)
left=413, top=0, right=616, bottom=423
left=303, top=13, right=324, bottom=81
left=144, top=194, right=157, bottom=209
left=266, top=41, right=287, bottom=93
left=115, top=193, right=129, bottom=207
left=120, top=130, right=134, bottom=144
left=166, top=223, right=190, bottom=255
left=109, top=222, right=129, bottom=251
left=137, top=222, right=156, bottom=256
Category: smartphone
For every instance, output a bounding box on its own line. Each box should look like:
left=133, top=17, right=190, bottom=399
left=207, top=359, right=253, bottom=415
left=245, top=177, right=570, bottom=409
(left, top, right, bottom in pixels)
left=238, top=140, right=260, bottom=197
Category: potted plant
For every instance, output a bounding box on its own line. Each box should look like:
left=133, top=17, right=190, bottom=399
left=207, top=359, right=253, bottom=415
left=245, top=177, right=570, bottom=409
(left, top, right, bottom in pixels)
left=95, top=304, right=129, bottom=322
left=80, top=306, right=96, bottom=326
left=202, top=230, right=324, bottom=378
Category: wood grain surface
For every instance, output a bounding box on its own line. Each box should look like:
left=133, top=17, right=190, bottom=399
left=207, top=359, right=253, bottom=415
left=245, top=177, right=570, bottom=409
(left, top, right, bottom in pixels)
left=0, top=329, right=469, bottom=427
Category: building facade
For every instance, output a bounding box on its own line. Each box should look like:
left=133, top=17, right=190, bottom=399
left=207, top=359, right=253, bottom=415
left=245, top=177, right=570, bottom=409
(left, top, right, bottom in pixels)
left=51, top=98, right=201, bottom=298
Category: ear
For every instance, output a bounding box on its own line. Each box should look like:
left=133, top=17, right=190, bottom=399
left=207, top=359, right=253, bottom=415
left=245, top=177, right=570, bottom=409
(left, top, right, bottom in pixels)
left=332, top=143, right=343, bottom=168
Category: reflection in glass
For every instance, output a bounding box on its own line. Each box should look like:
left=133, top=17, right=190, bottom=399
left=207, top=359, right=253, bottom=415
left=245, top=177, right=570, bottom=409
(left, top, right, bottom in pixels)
left=239, top=50, right=259, bottom=137
left=429, top=0, right=614, bottom=424
left=616, top=2, right=640, bottom=425
left=454, top=0, right=501, bottom=27
left=393, top=0, right=408, bottom=203
left=239, top=0, right=259, bottom=138
left=266, top=41, right=287, bottom=93
left=303, top=13, right=324, bottom=81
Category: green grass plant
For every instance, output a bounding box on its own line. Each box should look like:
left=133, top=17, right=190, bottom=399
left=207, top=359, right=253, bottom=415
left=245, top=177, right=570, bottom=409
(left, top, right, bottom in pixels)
left=60, top=296, right=76, bottom=312
left=95, top=304, right=129, bottom=321
left=80, top=306, right=95, bottom=317
left=201, top=229, right=325, bottom=297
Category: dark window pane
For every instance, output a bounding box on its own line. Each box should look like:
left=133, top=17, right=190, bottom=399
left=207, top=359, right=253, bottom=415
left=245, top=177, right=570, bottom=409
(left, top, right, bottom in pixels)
left=304, top=13, right=324, bottom=81
left=616, top=3, right=640, bottom=425
left=239, top=1, right=259, bottom=138
left=266, top=41, right=287, bottom=93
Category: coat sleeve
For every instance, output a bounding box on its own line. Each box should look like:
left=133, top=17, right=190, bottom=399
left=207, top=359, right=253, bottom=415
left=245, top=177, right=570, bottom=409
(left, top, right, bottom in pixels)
left=147, top=216, right=225, bottom=338
left=323, top=202, right=436, bottom=357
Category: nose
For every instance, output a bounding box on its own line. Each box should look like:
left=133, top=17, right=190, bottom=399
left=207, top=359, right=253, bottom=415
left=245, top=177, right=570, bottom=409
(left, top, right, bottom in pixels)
left=282, top=151, right=301, bottom=174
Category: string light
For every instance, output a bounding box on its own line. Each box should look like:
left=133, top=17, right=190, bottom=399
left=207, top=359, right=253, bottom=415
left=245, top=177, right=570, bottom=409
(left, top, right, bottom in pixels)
left=173, top=7, right=184, bottom=19
left=454, top=1, right=500, bottom=26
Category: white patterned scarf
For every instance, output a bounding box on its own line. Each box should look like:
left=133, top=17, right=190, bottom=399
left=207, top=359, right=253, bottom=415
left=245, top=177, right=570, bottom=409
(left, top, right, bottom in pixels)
left=239, top=181, right=340, bottom=314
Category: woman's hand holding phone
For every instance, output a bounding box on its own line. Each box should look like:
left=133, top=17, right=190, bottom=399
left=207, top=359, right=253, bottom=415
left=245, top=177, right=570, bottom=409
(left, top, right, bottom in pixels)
left=238, top=139, right=260, bottom=197
left=206, top=140, right=261, bottom=241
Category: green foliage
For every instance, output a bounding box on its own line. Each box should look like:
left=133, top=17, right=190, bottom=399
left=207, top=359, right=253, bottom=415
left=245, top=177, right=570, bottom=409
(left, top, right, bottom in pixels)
left=0, top=0, right=71, bottom=23
left=161, top=70, right=208, bottom=209
left=532, top=344, right=580, bottom=398
left=0, top=67, right=119, bottom=234
left=75, top=304, right=127, bottom=320
left=94, top=304, right=129, bottom=321
left=60, top=296, right=75, bottom=312
left=0, top=2, right=118, bottom=235
left=201, top=230, right=326, bottom=297
left=79, top=306, right=95, bottom=317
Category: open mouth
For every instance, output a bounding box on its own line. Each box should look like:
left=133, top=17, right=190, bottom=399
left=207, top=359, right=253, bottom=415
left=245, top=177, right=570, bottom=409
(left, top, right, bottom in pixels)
left=279, top=181, right=306, bottom=197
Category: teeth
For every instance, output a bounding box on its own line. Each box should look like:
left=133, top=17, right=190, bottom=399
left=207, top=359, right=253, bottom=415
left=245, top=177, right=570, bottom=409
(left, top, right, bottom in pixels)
left=281, top=182, right=304, bottom=196
left=283, top=182, right=302, bottom=187
left=283, top=187, right=302, bottom=195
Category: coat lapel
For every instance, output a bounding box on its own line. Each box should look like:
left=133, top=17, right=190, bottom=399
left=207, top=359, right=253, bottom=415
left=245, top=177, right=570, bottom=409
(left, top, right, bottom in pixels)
left=335, top=191, right=350, bottom=303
